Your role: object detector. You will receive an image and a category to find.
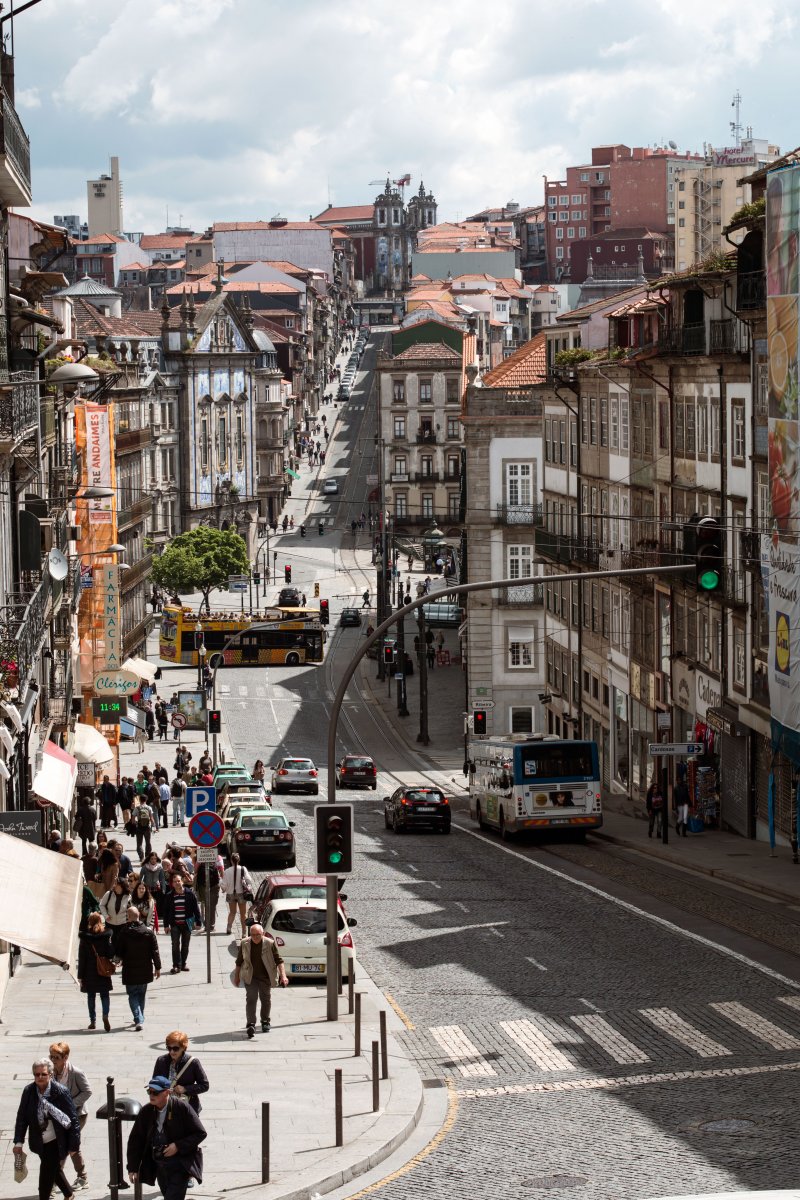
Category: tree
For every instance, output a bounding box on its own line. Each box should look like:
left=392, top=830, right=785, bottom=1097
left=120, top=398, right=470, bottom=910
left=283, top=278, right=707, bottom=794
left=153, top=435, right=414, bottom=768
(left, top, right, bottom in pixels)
left=151, top=526, right=250, bottom=614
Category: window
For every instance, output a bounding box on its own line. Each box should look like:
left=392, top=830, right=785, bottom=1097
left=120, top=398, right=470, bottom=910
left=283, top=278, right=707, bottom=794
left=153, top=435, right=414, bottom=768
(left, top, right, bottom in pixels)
left=392, top=208, right=400, bottom=224
left=685, top=401, right=696, bottom=456
left=506, top=462, right=533, bottom=507
left=548, top=212, right=557, bottom=223
left=570, top=419, right=578, bottom=466
left=446, top=454, right=459, bottom=478
left=710, top=399, right=720, bottom=457
left=732, top=402, right=745, bottom=462
left=580, top=172, right=589, bottom=182
left=447, top=417, right=459, bottom=439
left=448, top=492, right=460, bottom=518
left=571, top=194, right=582, bottom=204
left=590, top=396, right=598, bottom=444
left=559, top=419, right=566, bottom=464
left=556, top=227, right=564, bottom=241
left=422, top=493, right=433, bottom=518
left=217, top=413, right=228, bottom=469
left=567, top=227, right=575, bottom=239
left=200, top=416, right=210, bottom=471
left=510, top=707, right=534, bottom=733
left=393, top=416, right=406, bottom=440
left=620, top=397, right=629, bottom=451
left=446, top=377, right=459, bottom=404
left=610, top=397, right=619, bottom=449
left=236, top=410, right=244, bottom=465
left=508, top=544, right=534, bottom=580
left=579, top=226, right=587, bottom=238
left=658, top=399, right=669, bottom=451
left=378, top=208, right=386, bottom=225
left=544, top=417, right=551, bottom=462
left=556, top=247, right=564, bottom=260
left=698, top=398, right=708, bottom=456
left=571, top=211, right=581, bottom=221
left=559, top=195, right=569, bottom=205
left=420, top=455, right=433, bottom=477
left=508, top=626, right=535, bottom=669
left=392, top=379, right=405, bottom=403
left=393, top=455, right=407, bottom=476
left=419, top=378, right=432, bottom=403
left=395, top=493, right=407, bottom=518
left=559, top=211, right=569, bottom=222
left=678, top=218, right=685, bottom=228
left=600, top=397, right=608, bottom=447
left=547, top=196, right=557, bottom=207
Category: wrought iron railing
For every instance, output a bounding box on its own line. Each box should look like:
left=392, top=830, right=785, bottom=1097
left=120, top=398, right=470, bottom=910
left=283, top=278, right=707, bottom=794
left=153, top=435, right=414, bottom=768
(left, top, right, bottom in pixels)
left=737, top=270, right=766, bottom=311
left=0, top=573, right=49, bottom=687
left=500, top=582, right=544, bottom=606
left=0, top=370, right=38, bottom=443
left=495, top=503, right=544, bottom=526
left=0, top=87, right=31, bottom=194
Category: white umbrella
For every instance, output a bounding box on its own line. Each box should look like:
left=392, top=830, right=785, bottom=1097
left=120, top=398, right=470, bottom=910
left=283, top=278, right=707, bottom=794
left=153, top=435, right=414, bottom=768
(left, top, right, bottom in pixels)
left=70, top=722, right=114, bottom=765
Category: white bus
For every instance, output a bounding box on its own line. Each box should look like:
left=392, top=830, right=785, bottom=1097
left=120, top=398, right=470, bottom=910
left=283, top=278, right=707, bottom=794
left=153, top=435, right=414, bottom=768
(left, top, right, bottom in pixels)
left=467, top=735, right=602, bottom=838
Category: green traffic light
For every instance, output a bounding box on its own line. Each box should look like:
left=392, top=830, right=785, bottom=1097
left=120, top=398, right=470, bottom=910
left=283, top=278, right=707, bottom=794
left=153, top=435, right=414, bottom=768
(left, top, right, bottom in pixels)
left=328, top=850, right=343, bottom=865
left=698, top=569, right=721, bottom=591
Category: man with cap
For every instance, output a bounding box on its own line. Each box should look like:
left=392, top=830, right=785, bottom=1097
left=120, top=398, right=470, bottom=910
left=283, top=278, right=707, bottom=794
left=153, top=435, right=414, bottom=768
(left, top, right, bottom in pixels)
left=127, top=1074, right=206, bottom=1200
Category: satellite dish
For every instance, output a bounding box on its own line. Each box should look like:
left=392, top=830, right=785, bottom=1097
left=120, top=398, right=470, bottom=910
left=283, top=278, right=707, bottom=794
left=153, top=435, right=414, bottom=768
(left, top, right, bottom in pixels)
left=48, top=547, right=69, bottom=581
left=669, top=140, right=677, bottom=150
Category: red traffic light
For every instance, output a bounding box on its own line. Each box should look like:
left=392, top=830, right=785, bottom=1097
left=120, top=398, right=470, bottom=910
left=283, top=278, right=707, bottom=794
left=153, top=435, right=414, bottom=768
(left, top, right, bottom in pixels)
left=284, top=565, right=292, bottom=583
left=319, top=599, right=329, bottom=625
left=383, top=643, right=395, bottom=664
left=473, top=710, right=487, bottom=735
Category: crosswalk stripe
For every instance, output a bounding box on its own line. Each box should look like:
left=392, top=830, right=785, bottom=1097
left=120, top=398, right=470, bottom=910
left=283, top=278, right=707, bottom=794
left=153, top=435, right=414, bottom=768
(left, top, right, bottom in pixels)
left=778, top=995, right=800, bottom=1015
left=429, top=1025, right=496, bottom=1077
left=570, top=1014, right=650, bottom=1064
left=499, top=1018, right=575, bottom=1072
left=710, top=1001, right=800, bottom=1050
left=640, top=1008, right=732, bottom=1057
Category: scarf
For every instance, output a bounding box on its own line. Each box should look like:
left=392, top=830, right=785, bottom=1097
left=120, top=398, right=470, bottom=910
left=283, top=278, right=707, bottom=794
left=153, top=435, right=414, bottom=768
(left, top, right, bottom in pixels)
left=37, top=1085, right=71, bottom=1131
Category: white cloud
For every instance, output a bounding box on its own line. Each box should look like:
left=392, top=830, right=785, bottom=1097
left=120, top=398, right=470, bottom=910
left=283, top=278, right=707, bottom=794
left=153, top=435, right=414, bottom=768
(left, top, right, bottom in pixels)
left=15, top=88, right=41, bottom=109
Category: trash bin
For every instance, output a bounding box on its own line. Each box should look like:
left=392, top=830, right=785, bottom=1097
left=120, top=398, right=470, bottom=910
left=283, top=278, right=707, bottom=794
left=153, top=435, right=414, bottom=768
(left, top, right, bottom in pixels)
left=97, top=1094, right=142, bottom=1193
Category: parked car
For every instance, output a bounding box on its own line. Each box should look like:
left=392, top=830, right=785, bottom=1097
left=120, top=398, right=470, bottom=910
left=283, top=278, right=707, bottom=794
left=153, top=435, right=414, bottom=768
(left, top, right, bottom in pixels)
left=271, top=756, right=319, bottom=795
left=384, top=785, right=451, bottom=833
left=262, top=898, right=356, bottom=981
left=340, top=608, right=361, bottom=628
left=248, top=873, right=348, bottom=927
left=277, top=587, right=302, bottom=607
left=219, top=792, right=272, bottom=829
left=421, top=602, right=462, bottom=629
left=212, top=764, right=250, bottom=788
left=226, top=808, right=296, bottom=866
left=336, top=755, right=377, bottom=790
left=323, top=479, right=339, bottom=495
left=337, top=385, right=350, bottom=401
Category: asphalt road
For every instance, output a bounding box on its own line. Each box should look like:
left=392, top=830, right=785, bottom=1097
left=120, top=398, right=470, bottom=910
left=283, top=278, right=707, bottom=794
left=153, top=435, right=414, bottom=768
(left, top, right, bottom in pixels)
left=213, top=343, right=800, bottom=1200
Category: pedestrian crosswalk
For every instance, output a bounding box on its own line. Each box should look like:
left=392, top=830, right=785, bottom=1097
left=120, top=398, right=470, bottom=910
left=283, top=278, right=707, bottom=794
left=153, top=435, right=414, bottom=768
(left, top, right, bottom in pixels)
left=425, top=995, right=800, bottom=1080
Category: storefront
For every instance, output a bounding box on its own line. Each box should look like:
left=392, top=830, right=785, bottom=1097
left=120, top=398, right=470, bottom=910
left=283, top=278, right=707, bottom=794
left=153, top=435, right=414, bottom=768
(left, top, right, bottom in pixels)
left=706, top=706, right=751, bottom=837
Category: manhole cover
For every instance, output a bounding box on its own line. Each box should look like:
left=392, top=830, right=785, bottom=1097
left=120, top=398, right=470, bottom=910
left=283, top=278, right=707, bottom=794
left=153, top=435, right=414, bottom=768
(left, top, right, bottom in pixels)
left=699, top=1119, right=755, bottom=1133
left=522, top=1175, right=588, bottom=1190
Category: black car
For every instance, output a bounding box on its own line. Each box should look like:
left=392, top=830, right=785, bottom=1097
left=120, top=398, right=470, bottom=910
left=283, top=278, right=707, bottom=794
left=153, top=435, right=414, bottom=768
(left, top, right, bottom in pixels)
left=384, top=785, right=451, bottom=834
left=340, top=607, right=361, bottom=627
left=227, top=808, right=296, bottom=866
left=278, top=587, right=302, bottom=607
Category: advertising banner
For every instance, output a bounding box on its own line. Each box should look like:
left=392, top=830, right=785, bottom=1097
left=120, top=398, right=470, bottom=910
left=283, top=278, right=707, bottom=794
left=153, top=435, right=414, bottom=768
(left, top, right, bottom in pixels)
left=764, top=164, right=800, bottom=762
left=85, top=402, right=113, bottom=524
left=100, top=565, right=121, bottom=670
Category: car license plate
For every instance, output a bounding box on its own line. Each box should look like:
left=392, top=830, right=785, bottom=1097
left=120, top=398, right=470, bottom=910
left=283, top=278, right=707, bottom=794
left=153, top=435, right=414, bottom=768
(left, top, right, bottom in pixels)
left=416, top=805, right=436, bottom=812
left=255, top=834, right=275, bottom=841
left=291, top=963, right=324, bottom=974
left=551, top=818, right=570, bottom=826
left=352, top=771, right=366, bottom=776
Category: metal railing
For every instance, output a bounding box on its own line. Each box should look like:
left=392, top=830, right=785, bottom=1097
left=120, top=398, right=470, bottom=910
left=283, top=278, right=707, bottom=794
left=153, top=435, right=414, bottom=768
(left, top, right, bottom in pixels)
left=0, top=87, right=31, bottom=196
left=0, top=573, right=49, bottom=687
left=499, top=582, right=544, bottom=606
left=414, top=471, right=440, bottom=482
left=535, top=528, right=600, bottom=568
left=0, top=371, right=38, bottom=444
left=415, top=432, right=439, bottom=445
left=737, top=270, right=766, bottom=311
left=495, top=503, right=544, bottom=526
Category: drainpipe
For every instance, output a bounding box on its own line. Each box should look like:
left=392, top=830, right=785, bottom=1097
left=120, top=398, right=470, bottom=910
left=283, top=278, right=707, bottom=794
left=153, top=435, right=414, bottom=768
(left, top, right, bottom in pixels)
left=554, top=383, right=582, bottom=735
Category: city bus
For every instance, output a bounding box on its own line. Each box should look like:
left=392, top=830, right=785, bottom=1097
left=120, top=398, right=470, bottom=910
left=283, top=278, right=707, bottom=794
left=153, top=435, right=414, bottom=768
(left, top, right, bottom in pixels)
left=159, top=605, right=325, bottom=668
left=468, top=735, right=602, bottom=837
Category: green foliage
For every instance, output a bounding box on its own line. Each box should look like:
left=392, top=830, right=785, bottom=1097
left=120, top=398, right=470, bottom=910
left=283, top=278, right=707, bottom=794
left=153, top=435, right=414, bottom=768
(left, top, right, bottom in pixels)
left=151, top=526, right=249, bottom=613
left=554, top=347, right=594, bottom=366
left=728, top=196, right=765, bottom=227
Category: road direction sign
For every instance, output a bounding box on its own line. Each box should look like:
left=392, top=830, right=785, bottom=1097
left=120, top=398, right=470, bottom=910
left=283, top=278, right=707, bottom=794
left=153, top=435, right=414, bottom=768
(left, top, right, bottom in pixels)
left=471, top=700, right=496, bottom=709
left=196, top=846, right=218, bottom=864
left=171, top=711, right=188, bottom=730
left=228, top=574, right=249, bottom=593
left=186, top=786, right=217, bottom=818
left=648, top=742, right=703, bottom=757
left=188, top=810, right=225, bottom=848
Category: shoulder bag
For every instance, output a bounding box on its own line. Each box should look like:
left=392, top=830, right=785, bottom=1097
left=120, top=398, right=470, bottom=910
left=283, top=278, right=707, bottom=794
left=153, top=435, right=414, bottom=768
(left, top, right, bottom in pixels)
left=93, top=945, right=116, bottom=977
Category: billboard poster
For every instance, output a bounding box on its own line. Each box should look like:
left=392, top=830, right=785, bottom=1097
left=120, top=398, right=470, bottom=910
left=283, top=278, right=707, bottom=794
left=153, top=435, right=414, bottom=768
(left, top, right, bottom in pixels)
left=177, top=690, right=207, bottom=731
left=764, top=164, right=800, bottom=760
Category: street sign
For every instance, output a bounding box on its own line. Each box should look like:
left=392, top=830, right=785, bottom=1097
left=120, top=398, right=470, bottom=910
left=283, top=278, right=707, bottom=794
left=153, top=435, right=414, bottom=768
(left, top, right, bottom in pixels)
left=228, top=574, right=249, bottom=593
left=186, top=786, right=217, bottom=818
left=648, top=742, right=704, bottom=757
left=94, top=669, right=140, bottom=697
left=471, top=700, right=496, bottom=709
left=196, top=846, right=218, bottom=864
left=171, top=711, right=188, bottom=730
left=656, top=712, right=671, bottom=730
left=394, top=671, right=404, bottom=679
left=188, top=810, right=225, bottom=848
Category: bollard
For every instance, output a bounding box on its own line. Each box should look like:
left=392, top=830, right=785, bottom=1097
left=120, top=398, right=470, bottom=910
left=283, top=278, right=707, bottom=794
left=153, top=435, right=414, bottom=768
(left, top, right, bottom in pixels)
left=335, top=1068, right=343, bottom=1147
left=347, top=958, right=355, bottom=1014
left=133, top=1176, right=143, bottom=1200
left=337, top=943, right=343, bottom=996
left=105, top=1077, right=119, bottom=1200
left=380, top=1009, right=389, bottom=1079
left=371, top=1040, right=380, bottom=1112
left=261, top=1102, right=270, bottom=1183
left=354, top=992, right=362, bottom=1057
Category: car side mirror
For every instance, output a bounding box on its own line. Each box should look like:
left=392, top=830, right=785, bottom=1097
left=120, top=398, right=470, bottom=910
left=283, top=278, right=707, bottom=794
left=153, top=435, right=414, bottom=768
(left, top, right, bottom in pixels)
left=338, top=892, right=347, bottom=901
left=347, top=917, right=357, bottom=927
left=382, top=797, right=390, bottom=803
left=289, top=821, right=296, bottom=827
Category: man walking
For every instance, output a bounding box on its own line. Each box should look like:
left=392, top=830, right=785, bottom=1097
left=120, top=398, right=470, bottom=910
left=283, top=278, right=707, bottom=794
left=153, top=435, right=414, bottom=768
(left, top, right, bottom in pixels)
left=233, top=922, right=288, bottom=1037
left=115, top=905, right=161, bottom=1030
left=361, top=588, right=370, bottom=609
left=163, top=874, right=201, bottom=974
left=171, top=774, right=187, bottom=827
left=195, top=854, right=222, bottom=933
left=127, top=1076, right=206, bottom=1200
left=159, top=775, right=172, bottom=830
left=98, top=775, right=118, bottom=828
left=73, top=795, right=97, bottom=857
left=135, top=797, right=154, bottom=861
left=673, top=775, right=691, bottom=837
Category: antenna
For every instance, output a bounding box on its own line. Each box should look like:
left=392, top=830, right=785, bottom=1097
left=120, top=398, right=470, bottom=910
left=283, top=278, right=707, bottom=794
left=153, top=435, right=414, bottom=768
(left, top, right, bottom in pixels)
left=730, top=90, right=742, bottom=147
left=47, top=548, right=68, bottom=582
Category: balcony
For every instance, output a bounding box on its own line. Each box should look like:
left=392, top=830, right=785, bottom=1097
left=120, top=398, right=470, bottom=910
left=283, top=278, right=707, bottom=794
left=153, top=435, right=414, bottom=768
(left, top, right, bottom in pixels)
left=709, top=319, right=742, bottom=355
left=737, top=270, right=766, bottom=312
left=0, top=86, right=31, bottom=207
left=116, top=426, right=152, bottom=453
left=414, top=471, right=440, bottom=483
left=722, top=565, right=747, bottom=606
left=535, top=528, right=600, bottom=568
left=390, top=472, right=409, bottom=483
left=0, top=574, right=49, bottom=690
left=661, top=324, right=706, bottom=355
left=416, top=431, right=439, bottom=445
left=495, top=503, right=544, bottom=526
left=620, top=547, right=668, bottom=572
left=123, top=614, right=152, bottom=658
left=499, top=582, right=544, bottom=606
left=117, top=495, right=152, bottom=528
left=444, top=466, right=461, bottom=481
left=0, top=371, right=38, bottom=449
left=119, top=553, right=153, bottom=591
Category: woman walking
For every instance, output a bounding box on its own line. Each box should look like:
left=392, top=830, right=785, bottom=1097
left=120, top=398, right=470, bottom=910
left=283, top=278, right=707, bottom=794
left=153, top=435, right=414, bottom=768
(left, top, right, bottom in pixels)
left=13, top=1058, right=80, bottom=1200
left=131, top=880, right=157, bottom=930
left=222, top=853, right=253, bottom=937
left=140, top=852, right=167, bottom=929
left=49, top=1042, right=91, bottom=1192
left=99, top=880, right=131, bottom=951
left=151, top=1030, right=209, bottom=1113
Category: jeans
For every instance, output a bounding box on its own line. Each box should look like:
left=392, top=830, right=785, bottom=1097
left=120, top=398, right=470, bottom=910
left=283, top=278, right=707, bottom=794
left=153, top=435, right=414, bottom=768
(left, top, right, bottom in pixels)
left=156, top=1161, right=193, bottom=1200
left=648, top=807, right=663, bottom=837
left=171, top=924, right=191, bottom=968
left=126, top=983, right=148, bottom=1024
left=86, top=990, right=110, bottom=1022
left=172, top=797, right=185, bottom=825
left=38, top=1140, right=72, bottom=1200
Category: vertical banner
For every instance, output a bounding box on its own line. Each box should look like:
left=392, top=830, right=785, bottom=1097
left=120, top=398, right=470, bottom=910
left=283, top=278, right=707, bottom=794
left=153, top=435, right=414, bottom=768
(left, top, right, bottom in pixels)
left=765, top=164, right=800, bottom=762
left=100, top=565, right=121, bottom=669
left=85, top=401, right=113, bottom=523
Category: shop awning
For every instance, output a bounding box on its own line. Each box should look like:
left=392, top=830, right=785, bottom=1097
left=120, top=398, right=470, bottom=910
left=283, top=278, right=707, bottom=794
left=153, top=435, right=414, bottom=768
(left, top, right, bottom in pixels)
left=31, top=742, right=78, bottom=814
left=0, top=832, right=82, bottom=975
left=70, top=722, right=114, bottom=765
left=121, top=656, right=157, bottom=683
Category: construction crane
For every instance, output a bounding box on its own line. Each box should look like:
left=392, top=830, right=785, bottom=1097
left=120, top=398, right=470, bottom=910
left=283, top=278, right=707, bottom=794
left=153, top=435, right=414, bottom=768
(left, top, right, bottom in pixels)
left=369, top=174, right=412, bottom=199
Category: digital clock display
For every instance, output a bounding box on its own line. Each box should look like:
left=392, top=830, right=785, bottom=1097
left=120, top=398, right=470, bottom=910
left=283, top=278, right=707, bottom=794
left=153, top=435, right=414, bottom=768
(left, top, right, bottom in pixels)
left=91, top=697, right=128, bottom=722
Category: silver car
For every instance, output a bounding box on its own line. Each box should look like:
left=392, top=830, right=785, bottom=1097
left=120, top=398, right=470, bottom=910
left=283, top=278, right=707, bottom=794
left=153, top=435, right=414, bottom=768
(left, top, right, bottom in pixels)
left=271, top=756, right=319, bottom=795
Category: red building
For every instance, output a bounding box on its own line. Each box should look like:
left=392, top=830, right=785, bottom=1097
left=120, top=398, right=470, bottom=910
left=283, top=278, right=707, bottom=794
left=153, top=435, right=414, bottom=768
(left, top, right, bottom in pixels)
left=569, top=227, right=673, bottom=282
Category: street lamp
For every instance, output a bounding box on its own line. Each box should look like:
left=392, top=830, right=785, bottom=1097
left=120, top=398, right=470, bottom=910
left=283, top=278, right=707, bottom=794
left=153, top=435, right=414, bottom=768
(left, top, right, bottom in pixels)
left=422, top=519, right=445, bottom=574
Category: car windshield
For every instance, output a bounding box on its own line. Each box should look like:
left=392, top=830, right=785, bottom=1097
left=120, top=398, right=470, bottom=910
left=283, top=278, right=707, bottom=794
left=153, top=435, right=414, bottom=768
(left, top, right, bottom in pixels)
left=273, top=885, right=327, bottom=899
left=270, top=908, right=344, bottom=934
left=345, top=758, right=373, bottom=768
left=284, top=760, right=312, bottom=769
left=241, top=814, right=287, bottom=829
left=406, top=790, right=444, bottom=803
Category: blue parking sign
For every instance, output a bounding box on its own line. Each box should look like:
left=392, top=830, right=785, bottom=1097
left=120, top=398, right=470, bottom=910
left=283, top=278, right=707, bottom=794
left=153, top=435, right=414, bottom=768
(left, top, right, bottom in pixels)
left=186, top=786, right=216, bottom=819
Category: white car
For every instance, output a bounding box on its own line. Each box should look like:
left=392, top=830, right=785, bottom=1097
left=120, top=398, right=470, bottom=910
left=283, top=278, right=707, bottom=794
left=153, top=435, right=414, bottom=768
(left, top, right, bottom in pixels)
left=271, top=756, right=319, bottom=795
left=263, top=898, right=356, bottom=980
left=323, top=479, right=339, bottom=495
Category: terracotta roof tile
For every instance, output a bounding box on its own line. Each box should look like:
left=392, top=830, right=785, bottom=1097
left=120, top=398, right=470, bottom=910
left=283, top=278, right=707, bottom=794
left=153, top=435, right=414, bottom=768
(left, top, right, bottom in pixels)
left=140, top=234, right=193, bottom=250
left=212, top=220, right=325, bottom=232
left=312, top=205, right=373, bottom=223
left=393, top=341, right=462, bottom=363
left=482, top=332, right=547, bottom=388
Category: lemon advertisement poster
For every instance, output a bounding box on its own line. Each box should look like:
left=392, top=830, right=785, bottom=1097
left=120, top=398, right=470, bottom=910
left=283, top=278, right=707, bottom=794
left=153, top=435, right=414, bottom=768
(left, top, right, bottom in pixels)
left=765, top=163, right=800, bottom=753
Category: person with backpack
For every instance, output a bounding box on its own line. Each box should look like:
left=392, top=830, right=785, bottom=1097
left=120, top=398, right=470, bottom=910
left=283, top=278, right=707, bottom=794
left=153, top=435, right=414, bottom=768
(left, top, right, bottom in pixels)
left=134, top=798, right=154, bottom=861
left=171, top=774, right=187, bottom=827
left=646, top=777, right=665, bottom=838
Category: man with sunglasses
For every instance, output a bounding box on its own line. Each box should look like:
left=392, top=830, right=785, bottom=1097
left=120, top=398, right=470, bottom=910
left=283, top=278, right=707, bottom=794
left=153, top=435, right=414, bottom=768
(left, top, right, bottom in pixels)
left=127, top=1075, right=206, bottom=1200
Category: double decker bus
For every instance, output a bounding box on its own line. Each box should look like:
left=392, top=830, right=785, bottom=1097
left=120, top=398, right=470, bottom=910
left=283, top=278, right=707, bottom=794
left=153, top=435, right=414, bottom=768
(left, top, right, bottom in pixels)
left=159, top=605, right=325, bottom=668
left=468, top=735, right=602, bottom=838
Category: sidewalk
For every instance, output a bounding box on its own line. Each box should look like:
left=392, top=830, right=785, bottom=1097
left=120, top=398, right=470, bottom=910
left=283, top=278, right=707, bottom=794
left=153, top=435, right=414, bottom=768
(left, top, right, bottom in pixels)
left=353, top=610, right=800, bottom=906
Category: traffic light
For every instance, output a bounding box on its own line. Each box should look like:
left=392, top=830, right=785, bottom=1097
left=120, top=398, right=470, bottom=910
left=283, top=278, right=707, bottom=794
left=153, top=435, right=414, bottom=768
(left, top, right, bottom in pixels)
left=253, top=570, right=261, bottom=586
left=207, top=709, right=222, bottom=734
left=383, top=642, right=395, bottom=665
left=314, top=581, right=320, bottom=598
left=314, top=803, right=354, bottom=874
left=284, top=565, right=292, bottom=583
left=695, top=516, right=723, bottom=592
left=473, top=710, right=487, bottom=735
left=319, top=599, right=329, bottom=626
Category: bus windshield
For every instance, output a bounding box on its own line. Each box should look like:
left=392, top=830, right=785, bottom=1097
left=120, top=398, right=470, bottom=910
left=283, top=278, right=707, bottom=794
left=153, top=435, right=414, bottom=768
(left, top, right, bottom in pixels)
left=520, top=744, right=595, bottom=780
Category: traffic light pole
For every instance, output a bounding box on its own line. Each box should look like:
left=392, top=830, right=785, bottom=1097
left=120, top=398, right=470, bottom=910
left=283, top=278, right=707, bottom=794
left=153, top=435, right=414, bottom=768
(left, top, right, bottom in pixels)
left=323, top=561, right=692, bottom=1020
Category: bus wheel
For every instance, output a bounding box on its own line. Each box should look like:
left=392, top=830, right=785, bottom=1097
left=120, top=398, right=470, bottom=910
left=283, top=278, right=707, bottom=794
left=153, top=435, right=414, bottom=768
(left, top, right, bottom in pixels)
left=476, top=802, right=487, bottom=831
left=285, top=652, right=300, bottom=666
left=499, top=807, right=510, bottom=841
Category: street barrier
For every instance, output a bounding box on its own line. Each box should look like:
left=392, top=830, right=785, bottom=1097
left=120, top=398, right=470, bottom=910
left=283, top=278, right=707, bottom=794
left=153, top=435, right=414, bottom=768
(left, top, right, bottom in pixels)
left=371, top=1041, right=380, bottom=1112
left=261, top=1102, right=270, bottom=1183
left=335, top=1068, right=343, bottom=1147
left=380, top=1010, right=389, bottom=1079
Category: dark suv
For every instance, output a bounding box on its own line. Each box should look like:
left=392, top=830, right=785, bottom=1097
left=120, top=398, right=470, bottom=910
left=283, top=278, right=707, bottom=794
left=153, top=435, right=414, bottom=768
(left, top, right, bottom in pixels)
left=336, top=755, right=377, bottom=790
left=277, top=587, right=302, bottom=607
left=384, top=785, right=451, bottom=834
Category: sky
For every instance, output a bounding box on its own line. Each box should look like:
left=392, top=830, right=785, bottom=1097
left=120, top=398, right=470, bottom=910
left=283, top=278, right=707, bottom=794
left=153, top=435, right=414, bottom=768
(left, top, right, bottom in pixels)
left=8, top=0, right=799, bottom=236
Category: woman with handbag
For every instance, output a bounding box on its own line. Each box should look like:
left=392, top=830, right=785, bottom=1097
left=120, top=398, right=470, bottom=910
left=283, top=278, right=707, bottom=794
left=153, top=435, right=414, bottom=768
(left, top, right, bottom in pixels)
left=141, top=852, right=167, bottom=929
left=151, top=1030, right=209, bottom=1112
left=100, top=880, right=132, bottom=952
left=221, top=853, right=254, bottom=937
left=77, top=912, right=115, bottom=1031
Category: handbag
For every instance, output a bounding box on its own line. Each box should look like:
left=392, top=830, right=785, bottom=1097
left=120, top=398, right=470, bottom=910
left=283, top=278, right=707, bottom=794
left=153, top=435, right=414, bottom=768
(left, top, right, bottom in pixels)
left=93, top=946, right=117, bottom=977
left=13, top=1148, right=28, bottom=1183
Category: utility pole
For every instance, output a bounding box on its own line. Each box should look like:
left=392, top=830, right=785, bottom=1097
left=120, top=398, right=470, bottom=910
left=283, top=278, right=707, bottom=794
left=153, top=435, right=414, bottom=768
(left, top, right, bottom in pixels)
left=397, top=585, right=410, bottom=717
left=416, top=604, right=429, bottom=744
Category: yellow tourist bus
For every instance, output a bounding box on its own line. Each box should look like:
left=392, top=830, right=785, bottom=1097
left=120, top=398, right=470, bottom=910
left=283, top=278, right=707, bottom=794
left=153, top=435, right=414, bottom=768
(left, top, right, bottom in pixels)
left=159, top=605, right=325, bottom=668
